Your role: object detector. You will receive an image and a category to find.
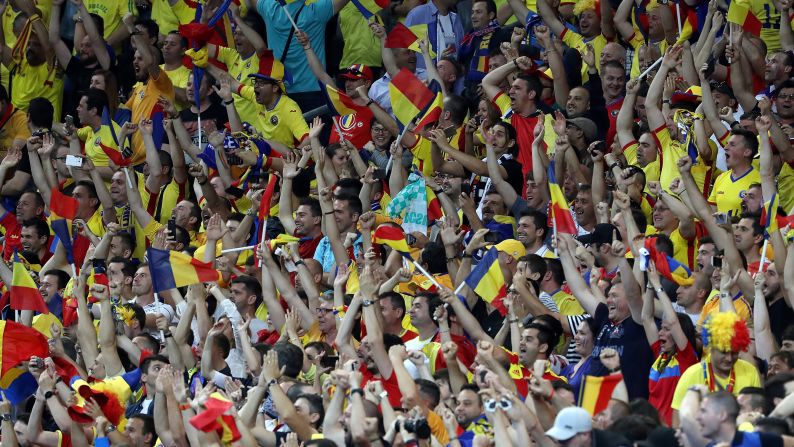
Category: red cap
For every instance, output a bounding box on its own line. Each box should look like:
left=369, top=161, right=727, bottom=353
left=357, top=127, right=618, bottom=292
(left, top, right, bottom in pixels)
left=340, top=64, right=374, bottom=82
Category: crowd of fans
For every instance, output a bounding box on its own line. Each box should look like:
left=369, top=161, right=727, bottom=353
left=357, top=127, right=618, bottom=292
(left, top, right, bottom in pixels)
left=4, top=0, right=794, bottom=445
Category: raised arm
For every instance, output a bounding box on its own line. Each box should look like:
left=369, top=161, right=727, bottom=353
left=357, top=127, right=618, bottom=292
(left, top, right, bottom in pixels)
left=75, top=0, right=111, bottom=69
left=557, top=235, right=601, bottom=315
left=535, top=0, right=567, bottom=37
left=296, top=30, right=335, bottom=86
left=646, top=45, right=682, bottom=131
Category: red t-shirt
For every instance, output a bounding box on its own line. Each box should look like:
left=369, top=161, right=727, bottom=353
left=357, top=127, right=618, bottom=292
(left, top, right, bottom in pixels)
left=329, top=108, right=374, bottom=149
left=648, top=340, right=699, bottom=426
left=360, top=363, right=403, bottom=408
left=494, top=91, right=541, bottom=176
left=606, top=97, right=624, bottom=148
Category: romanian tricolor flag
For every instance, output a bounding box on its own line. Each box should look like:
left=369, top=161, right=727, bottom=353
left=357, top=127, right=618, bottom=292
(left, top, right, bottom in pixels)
left=674, top=1, right=699, bottom=44
left=414, top=88, right=443, bottom=133
left=49, top=187, right=79, bottom=220
left=547, top=161, right=577, bottom=235
left=426, top=186, right=443, bottom=223
left=727, top=0, right=761, bottom=37
left=758, top=194, right=794, bottom=238
left=189, top=393, right=241, bottom=444
left=389, top=69, right=437, bottom=130
left=642, top=237, right=693, bottom=286
left=464, top=247, right=508, bottom=315
left=11, top=251, right=48, bottom=314
left=350, top=0, right=389, bottom=19
left=385, top=23, right=432, bottom=55
left=0, top=321, right=48, bottom=404
left=51, top=219, right=75, bottom=265
left=579, top=373, right=623, bottom=415
left=251, top=174, right=279, bottom=246
left=0, top=321, right=49, bottom=375
left=321, top=82, right=369, bottom=117
left=373, top=225, right=412, bottom=256
left=146, top=247, right=222, bottom=293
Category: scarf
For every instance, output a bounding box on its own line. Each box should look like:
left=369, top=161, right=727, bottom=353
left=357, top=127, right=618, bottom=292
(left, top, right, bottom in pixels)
left=385, top=172, right=428, bottom=235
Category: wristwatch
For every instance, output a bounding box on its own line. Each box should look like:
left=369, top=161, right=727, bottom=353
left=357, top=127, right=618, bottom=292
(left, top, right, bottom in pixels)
left=105, top=424, right=117, bottom=434
left=1, top=414, right=11, bottom=422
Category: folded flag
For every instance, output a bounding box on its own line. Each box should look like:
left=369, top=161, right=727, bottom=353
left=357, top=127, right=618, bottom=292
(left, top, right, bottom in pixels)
left=579, top=373, right=623, bottom=415
left=146, top=247, right=222, bottom=293
left=11, top=251, right=48, bottom=314
left=49, top=187, right=79, bottom=220
left=350, top=0, right=389, bottom=19
left=99, top=107, right=132, bottom=167
left=414, top=88, right=443, bottom=133
left=727, top=0, right=761, bottom=37
left=190, top=393, right=241, bottom=444
left=547, top=160, right=577, bottom=235
left=389, top=69, right=437, bottom=131
left=51, top=219, right=75, bottom=265
left=268, top=234, right=301, bottom=250
left=640, top=237, right=693, bottom=286
left=251, top=174, right=279, bottom=246
left=426, top=185, right=443, bottom=223
left=321, top=82, right=369, bottom=117
left=674, top=1, right=699, bottom=44
left=464, top=247, right=508, bottom=315
left=384, top=172, right=429, bottom=235
left=373, top=225, right=412, bottom=256
left=760, top=193, right=788, bottom=238
left=0, top=320, right=49, bottom=376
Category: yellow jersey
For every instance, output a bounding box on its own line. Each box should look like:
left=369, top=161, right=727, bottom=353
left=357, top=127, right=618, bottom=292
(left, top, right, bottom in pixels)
left=652, top=125, right=711, bottom=194
left=124, top=69, right=175, bottom=165
left=671, top=358, right=761, bottom=410
left=215, top=46, right=261, bottom=126
left=697, top=290, right=752, bottom=332
left=151, top=0, right=196, bottom=34
left=0, top=107, right=29, bottom=154
left=238, top=86, right=309, bottom=148
left=779, top=162, right=794, bottom=215
left=10, top=58, right=65, bottom=119
left=560, top=29, right=608, bottom=80
left=77, top=122, right=130, bottom=168
left=86, top=0, right=137, bottom=41
left=708, top=167, right=760, bottom=216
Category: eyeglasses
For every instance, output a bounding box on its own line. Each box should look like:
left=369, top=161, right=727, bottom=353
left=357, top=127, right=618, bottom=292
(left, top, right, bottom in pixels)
left=252, top=79, right=275, bottom=87
left=371, top=127, right=388, bottom=134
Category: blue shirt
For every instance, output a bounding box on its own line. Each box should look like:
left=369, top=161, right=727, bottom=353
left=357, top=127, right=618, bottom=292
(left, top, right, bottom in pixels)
left=257, top=0, right=334, bottom=93
left=313, top=234, right=363, bottom=272
left=405, top=0, right=465, bottom=70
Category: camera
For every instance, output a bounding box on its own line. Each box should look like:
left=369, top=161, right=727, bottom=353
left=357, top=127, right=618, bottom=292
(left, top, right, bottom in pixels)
left=401, top=418, right=431, bottom=439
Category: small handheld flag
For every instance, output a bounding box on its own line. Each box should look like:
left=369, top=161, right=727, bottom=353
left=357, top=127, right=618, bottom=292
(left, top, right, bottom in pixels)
left=547, top=161, right=577, bottom=235
left=463, top=247, right=508, bottom=315
left=11, top=252, right=49, bottom=314
left=146, top=248, right=222, bottom=293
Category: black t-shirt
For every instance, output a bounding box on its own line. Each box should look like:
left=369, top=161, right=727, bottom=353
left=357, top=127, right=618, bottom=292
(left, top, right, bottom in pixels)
left=588, top=302, right=654, bottom=400
left=178, top=102, right=229, bottom=148
left=470, top=154, right=523, bottom=203
left=768, top=297, right=794, bottom=345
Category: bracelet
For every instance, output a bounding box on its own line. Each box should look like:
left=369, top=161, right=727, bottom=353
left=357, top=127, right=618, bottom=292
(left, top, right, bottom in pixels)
left=362, top=299, right=374, bottom=307
left=295, top=259, right=305, bottom=266
left=44, top=391, right=55, bottom=400
left=163, top=331, right=173, bottom=338
left=350, top=388, right=365, bottom=397
left=462, top=253, right=473, bottom=258
left=662, top=99, right=670, bottom=104
left=223, top=99, right=235, bottom=106
left=266, top=378, right=278, bottom=388
left=513, top=59, right=520, bottom=70
left=324, top=210, right=335, bottom=215
left=365, top=99, right=374, bottom=106
left=1, top=413, right=10, bottom=422
left=178, top=402, right=191, bottom=411
left=446, top=257, right=458, bottom=263
left=608, top=162, right=619, bottom=171
left=655, top=287, right=664, bottom=294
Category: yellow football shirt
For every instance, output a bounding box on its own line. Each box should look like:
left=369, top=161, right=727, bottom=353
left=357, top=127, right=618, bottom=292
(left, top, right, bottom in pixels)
left=216, top=46, right=261, bottom=126
left=653, top=126, right=711, bottom=194
left=77, top=122, right=130, bottom=168
left=697, top=290, right=752, bottom=332
left=671, top=358, right=761, bottom=410
left=708, top=167, right=760, bottom=216
left=85, top=0, right=137, bottom=41
left=238, top=86, right=309, bottom=148
left=10, top=59, right=65, bottom=119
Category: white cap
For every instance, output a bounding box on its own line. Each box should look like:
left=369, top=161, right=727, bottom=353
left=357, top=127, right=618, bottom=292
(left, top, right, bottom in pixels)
left=545, top=407, right=592, bottom=441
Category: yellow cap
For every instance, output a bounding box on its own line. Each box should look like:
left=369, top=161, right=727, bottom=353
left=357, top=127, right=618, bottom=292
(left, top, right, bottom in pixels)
left=490, top=239, right=526, bottom=260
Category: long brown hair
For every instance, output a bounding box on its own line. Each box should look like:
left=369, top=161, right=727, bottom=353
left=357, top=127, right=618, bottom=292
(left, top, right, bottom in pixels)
left=92, top=69, right=119, bottom=115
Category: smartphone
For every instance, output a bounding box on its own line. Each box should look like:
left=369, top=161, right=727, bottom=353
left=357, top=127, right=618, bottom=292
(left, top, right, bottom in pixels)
left=65, top=115, right=74, bottom=127
left=461, top=183, right=471, bottom=196
left=714, top=212, right=730, bottom=225
left=65, top=155, right=83, bottom=167
left=593, top=141, right=606, bottom=153
left=484, top=231, right=500, bottom=244
left=712, top=256, right=722, bottom=268
left=168, top=218, right=176, bottom=238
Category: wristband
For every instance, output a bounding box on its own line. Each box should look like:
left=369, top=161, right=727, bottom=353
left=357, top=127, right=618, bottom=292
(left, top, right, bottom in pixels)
left=324, top=210, right=335, bottom=215
left=1, top=414, right=10, bottom=422
left=163, top=331, right=173, bottom=338
left=366, top=99, right=374, bottom=106
left=267, top=378, right=278, bottom=388
left=295, top=259, right=305, bottom=266
left=44, top=391, right=55, bottom=400
left=350, top=388, right=365, bottom=397
left=662, top=99, right=670, bottom=104
left=179, top=403, right=192, bottom=411
left=223, top=99, right=235, bottom=106
left=513, top=59, right=520, bottom=70
left=545, top=388, right=555, bottom=401
left=608, top=162, right=619, bottom=171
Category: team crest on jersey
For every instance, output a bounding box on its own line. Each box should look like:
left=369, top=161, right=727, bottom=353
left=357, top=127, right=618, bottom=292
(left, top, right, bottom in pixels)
left=611, top=109, right=619, bottom=117
left=139, top=90, right=146, bottom=99
left=270, top=116, right=279, bottom=125
left=739, top=190, right=747, bottom=198
left=94, top=136, right=101, bottom=145
left=340, top=114, right=359, bottom=130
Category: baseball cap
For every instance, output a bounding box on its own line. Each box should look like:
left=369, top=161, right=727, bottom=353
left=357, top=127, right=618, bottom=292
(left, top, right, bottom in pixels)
left=545, top=406, right=592, bottom=441
left=340, top=64, right=374, bottom=82
left=671, top=85, right=702, bottom=107
left=567, top=117, right=597, bottom=143
left=576, top=223, right=621, bottom=246
left=489, top=239, right=526, bottom=260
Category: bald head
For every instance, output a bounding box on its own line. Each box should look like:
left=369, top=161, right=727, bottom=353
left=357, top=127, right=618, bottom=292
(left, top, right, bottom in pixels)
left=601, top=43, right=626, bottom=67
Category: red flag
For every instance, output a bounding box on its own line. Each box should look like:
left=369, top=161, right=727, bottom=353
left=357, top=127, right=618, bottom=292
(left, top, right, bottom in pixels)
left=11, top=252, right=48, bottom=314
left=49, top=187, right=79, bottom=220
